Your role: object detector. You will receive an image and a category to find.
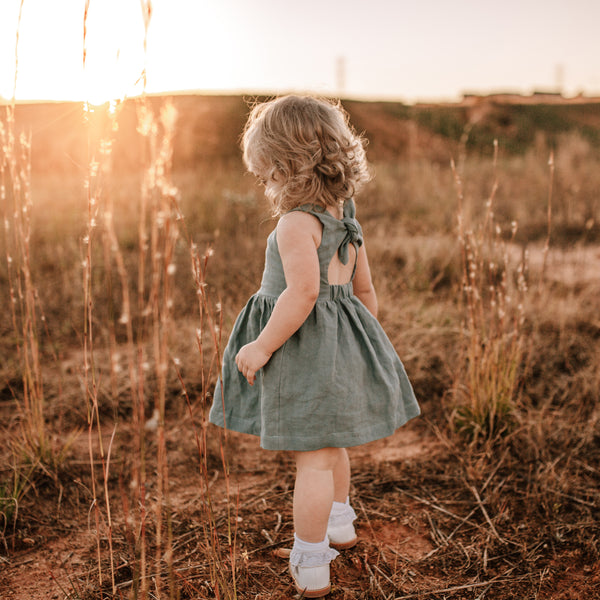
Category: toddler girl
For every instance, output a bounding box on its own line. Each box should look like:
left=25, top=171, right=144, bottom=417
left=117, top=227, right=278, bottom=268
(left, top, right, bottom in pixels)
left=209, top=95, right=420, bottom=597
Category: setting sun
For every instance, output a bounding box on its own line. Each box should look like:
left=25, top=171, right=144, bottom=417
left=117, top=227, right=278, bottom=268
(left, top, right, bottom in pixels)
left=0, top=0, right=147, bottom=104
left=1, top=0, right=248, bottom=104
left=82, top=0, right=146, bottom=105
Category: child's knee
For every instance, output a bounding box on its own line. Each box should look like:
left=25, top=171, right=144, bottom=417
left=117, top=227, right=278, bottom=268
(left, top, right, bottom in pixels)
left=295, top=447, right=344, bottom=471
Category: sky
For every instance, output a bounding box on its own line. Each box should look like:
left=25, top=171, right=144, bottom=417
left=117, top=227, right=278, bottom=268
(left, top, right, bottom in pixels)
left=1, top=0, right=599, bottom=104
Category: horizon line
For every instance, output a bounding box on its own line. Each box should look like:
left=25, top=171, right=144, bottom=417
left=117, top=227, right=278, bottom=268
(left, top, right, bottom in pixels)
left=2, top=86, right=600, bottom=107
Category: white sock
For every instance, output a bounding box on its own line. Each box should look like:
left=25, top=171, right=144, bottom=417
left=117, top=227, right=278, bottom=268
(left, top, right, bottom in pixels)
left=293, top=534, right=329, bottom=553
left=328, top=497, right=357, bottom=527
left=290, top=534, right=339, bottom=567
left=330, top=499, right=349, bottom=516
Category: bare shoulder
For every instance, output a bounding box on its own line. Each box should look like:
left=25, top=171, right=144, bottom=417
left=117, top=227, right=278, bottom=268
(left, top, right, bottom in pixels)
left=276, top=211, right=322, bottom=248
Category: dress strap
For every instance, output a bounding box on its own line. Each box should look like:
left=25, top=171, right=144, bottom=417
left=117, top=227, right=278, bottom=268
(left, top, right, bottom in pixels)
left=288, top=203, right=330, bottom=226
left=289, top=199, right=363, bottom=278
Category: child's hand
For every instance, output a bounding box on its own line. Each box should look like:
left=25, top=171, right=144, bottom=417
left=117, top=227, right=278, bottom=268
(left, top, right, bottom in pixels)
left=235, top=341, right=272, bottom=386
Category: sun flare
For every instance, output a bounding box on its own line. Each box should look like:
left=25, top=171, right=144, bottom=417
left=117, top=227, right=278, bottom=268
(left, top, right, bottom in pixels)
left=82, top=0, right=146, bottom=105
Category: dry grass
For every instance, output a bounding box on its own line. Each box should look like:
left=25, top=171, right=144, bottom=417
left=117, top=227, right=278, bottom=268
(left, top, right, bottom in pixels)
left=449, top=142, right=529, bottom=443
left=0, top=93, right=599, bottom=599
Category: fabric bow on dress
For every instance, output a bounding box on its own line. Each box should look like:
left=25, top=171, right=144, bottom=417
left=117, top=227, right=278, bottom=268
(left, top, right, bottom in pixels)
left=338, top=217, right=363, bottom=265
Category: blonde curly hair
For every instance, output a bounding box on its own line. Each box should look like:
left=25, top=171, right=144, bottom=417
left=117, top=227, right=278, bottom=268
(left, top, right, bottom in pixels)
left=241, top=95, right=371, bottom=216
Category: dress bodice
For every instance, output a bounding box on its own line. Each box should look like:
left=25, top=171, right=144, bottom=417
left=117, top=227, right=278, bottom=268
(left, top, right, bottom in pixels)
left=258, top=199, right=363, bottom=301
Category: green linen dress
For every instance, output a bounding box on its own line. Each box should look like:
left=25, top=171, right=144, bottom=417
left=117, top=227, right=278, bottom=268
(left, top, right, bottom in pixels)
left=209, top=199, right=420, bottom=451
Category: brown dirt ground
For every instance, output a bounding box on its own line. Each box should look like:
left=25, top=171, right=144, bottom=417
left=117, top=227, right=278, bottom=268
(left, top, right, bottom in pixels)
left=0, top=420, right=442, bottom=599
left=2, top=416, right=598, bottom=599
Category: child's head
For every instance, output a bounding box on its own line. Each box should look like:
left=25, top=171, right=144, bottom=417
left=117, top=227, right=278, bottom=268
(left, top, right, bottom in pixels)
left=242, top=95, right=371, bottom=215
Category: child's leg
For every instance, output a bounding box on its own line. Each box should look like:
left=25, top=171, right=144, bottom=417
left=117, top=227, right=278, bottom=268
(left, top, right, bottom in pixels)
left=332, top=447, right=350, bottom=503
left=328, top=448, right=358, bottom=549
left=290, top=448, right=342, bottom=596
left=294, top=447, right=344, bottom=542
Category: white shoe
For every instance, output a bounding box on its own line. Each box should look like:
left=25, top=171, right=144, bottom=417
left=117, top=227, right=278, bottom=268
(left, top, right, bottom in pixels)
left=327, top=521, right=358, bottom=549
left=289, top=563, right=331, bottom=598
left=327, top=501, right=358, bottom=549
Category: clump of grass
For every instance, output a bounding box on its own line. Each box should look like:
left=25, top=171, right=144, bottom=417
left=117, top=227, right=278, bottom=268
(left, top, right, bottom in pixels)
left=0, top=2, right=83, bottom=553
left=176, top=242, right=240, bottom=599
left=0, top=3, right=74, bottom=521
left=450, top=141, right=528, bottom=443
left=1, top=111, right=47, bottom=457
left=0, top=454, right=30, bottom=550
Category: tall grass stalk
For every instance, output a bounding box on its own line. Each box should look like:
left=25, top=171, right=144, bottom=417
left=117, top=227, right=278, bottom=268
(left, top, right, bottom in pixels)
left=81, top=3, right=189, bottom=595
left=140, top=96, right=181, bottom=599
left=541, top=150, right=554, bottom=282
left=0, top=0, right=65, bottom=487
left=81, top=2, right=180, bottom=594
left=82, top=100, right=123, bottom=593
left=119, top=94, right=236, bottom=598
left=190, top=245, right=238, bottom=599
left=1, top=115, right=46, bottom=454
left=452, top=141, right=528, bottom=443
left=0, top=0, right=78, bottom=550
left=170, top=161, right=238, bottom=596
left=81, top=3, right=124, bottom=591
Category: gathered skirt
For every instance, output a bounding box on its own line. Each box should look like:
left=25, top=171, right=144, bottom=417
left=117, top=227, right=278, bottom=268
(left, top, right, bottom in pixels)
left=209, top=284, right=420, bottom=451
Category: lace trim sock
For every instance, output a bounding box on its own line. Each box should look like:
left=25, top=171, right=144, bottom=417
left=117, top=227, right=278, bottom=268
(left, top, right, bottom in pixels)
left=289, top=534, right=339, bottom=567
left=328, top=497, right=357, bottom=528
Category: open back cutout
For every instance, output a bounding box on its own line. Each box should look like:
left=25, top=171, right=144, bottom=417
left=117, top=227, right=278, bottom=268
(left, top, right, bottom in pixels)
left=327, top=244, right=356, bottom=285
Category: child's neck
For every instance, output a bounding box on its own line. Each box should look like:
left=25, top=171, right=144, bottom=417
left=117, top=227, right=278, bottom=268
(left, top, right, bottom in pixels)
left=326, top=199, right=344, bottom=220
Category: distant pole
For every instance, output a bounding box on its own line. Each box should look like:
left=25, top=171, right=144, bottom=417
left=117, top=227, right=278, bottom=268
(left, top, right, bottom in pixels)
left=336, top=56, right=346, bottom=98
left=555, top=63, right=564, bottom=95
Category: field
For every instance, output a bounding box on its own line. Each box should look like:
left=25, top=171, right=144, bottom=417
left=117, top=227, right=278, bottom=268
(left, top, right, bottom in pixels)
left=1, top=94, right=600, bottom=599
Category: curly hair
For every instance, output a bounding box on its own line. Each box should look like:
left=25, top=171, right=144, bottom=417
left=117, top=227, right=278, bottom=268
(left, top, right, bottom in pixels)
left=241, top=95, right=371, bottom=215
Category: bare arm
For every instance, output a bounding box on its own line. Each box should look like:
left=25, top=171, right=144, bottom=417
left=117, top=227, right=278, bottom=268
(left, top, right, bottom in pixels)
left=352, top=243, right=378, bottom=318
left=235, top=212, right=321, bottom=385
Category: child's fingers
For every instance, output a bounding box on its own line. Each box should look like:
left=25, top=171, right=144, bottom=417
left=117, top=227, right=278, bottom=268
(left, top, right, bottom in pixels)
left=246, top=368, right=256, bottom=385
left=235, top=354, right=246, bottom=375
left=235, top=357, right=255, bottom=385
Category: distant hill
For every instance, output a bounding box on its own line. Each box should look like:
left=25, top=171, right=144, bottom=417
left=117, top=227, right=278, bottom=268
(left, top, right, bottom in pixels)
left=5, top=94, right=600, bottom=174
